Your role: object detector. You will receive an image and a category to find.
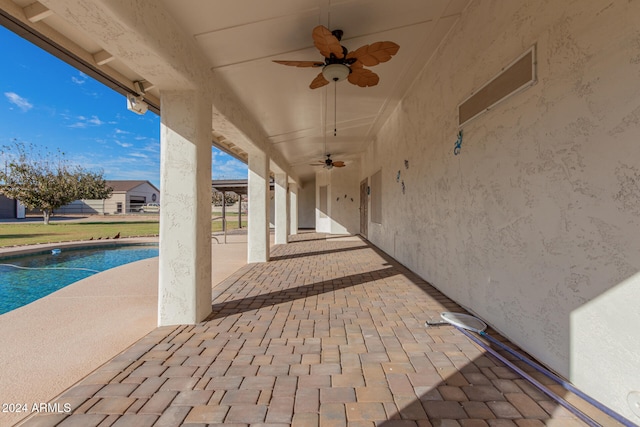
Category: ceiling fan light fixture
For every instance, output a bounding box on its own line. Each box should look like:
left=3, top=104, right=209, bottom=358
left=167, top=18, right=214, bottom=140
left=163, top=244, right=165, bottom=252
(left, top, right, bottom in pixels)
left=322, top=63, right=350, bottom=82
left=274, top=26, right=399, bottom=89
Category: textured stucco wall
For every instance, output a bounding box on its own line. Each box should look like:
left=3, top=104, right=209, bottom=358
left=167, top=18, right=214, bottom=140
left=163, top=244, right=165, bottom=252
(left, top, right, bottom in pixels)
left=316, top=162, right=361, bottom=235
left=363, top=0, right=640, bottom=419
left=329, top=161, right=361, bottom=235
left=298, top=179, right=316, bottom=229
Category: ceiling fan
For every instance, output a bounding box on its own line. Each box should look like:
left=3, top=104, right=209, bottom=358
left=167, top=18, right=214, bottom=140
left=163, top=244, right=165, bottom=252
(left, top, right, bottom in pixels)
left=273, top=25, right=400, bottom=89
left=310, top=154, right=345, bottom=170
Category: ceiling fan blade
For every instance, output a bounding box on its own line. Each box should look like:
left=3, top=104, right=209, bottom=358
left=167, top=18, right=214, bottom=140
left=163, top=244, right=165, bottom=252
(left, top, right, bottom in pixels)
left=273, top=60, right=324, bottom=67
left=312, top=25, right=344, bottom=59
left=348, top=68, right=380, bottom=87
left=310, top=72, right=330, bottom=89
left=332, top=161, right=345, bottom=167
left=346, top=41, right=400, bottom=67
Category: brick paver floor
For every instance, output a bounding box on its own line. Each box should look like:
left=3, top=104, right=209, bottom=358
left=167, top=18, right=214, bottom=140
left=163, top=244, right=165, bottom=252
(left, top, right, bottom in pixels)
left=20, top=233, right=622, bottom=426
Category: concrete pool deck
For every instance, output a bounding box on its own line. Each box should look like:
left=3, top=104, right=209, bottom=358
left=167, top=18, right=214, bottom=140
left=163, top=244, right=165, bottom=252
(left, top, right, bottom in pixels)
left=0, top=232, right=261, bottom=426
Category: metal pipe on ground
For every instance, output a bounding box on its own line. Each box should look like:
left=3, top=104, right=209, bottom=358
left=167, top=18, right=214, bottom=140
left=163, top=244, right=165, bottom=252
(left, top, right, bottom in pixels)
left=455, top=326, right=601, bottom=427
left=426, top=312, right=638, bottom=427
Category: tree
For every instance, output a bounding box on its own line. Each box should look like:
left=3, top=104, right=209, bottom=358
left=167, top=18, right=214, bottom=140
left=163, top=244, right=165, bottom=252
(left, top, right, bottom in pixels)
left=0, top=142, right=113, bottom=224
left=212, top=189, right=239, bottom=206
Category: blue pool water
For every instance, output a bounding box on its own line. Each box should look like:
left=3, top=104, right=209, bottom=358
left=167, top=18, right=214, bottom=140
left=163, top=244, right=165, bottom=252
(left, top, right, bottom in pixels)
left=0, top=245, right=159, bottom=315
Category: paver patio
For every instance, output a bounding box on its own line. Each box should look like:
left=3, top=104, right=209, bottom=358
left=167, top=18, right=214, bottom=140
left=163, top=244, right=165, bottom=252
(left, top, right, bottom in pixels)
left=20, top=233, right=619, bottom=426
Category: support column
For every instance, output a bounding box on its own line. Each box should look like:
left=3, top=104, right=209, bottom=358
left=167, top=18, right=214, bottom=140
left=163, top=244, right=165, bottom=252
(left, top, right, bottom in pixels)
left=289, top=182, right=298, bottom=235
left=248, top=150, right=270, bottom=262
left=222, top=191, right=227, bottom=244
left=158, top=91, right=212, bottom=326
left=274, top=173, right=288, bottom=245
left=286, top=183, right=291, bottom=237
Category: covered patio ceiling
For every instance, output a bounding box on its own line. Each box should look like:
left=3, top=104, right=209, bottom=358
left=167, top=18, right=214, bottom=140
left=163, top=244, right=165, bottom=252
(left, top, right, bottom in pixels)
left=0, top=0, right=471, bottom=183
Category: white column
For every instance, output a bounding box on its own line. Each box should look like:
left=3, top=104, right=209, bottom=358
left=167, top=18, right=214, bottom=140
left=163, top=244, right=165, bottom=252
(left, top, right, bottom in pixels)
left=274, top=173, right=288, bottom=244
left=286, top=183, right=291, bottom=237
left=158, top=91, right=212, bottom=326
left=248, top=150, right=270, bottom=262
left=289, top=182, right=298, bottom=235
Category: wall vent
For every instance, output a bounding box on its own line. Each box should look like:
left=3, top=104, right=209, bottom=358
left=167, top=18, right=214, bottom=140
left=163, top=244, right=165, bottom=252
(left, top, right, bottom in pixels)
left=458, top=46, right=536, bottom=127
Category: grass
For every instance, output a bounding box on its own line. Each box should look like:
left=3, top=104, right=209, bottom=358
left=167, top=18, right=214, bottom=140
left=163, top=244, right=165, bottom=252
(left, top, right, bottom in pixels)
left=212, top=210, right=242, bottom=216
left=0, top=219, right=248, bottom=247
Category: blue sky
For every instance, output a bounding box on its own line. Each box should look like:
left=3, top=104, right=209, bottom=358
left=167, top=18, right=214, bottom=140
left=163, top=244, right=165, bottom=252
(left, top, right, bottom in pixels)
left=0, top=25, right=247, bottom=188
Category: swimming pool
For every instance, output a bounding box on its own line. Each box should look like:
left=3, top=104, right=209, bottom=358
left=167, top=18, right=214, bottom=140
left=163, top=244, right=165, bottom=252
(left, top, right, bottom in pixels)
left=0, top=245, right=159, bottom=315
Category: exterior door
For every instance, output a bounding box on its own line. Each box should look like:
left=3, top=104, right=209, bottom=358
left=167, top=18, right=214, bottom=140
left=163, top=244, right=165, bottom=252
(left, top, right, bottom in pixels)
left=360, top=179, right=368, bottom=238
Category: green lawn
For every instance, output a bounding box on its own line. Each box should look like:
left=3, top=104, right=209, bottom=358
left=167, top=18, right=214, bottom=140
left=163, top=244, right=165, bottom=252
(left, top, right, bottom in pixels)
left=0, top=220, right=247, bottom=247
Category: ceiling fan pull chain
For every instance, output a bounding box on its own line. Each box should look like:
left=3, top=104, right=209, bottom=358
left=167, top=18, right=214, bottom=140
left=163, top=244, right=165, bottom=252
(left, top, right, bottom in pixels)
left=334, top=81, right=337, bottom=137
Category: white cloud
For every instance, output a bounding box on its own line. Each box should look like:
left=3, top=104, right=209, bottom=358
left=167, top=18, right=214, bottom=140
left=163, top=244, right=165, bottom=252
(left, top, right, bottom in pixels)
left=212, top=158, right=248, bottom=179
left=142, top=141, right=160, bottom=153
left=71, top=72, right=87, bottom=85
left=4, top=92, right=33, bottom=112
left=210, top=148, right=247, bottom=179
left=114, top=140, right=133, bottom=148
left=68, top=152, right=160, bottom=187
left=69, top=115, right=104, bottom=128
left=88, top=115, right=104, bottom=125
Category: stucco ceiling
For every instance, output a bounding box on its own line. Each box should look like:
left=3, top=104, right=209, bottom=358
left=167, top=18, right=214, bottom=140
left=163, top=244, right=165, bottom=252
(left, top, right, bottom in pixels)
left=0, top=0, right=471, bottom=182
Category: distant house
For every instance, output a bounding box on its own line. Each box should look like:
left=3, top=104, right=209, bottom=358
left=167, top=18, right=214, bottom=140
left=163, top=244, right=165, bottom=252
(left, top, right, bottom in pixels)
left=54, top=180, right=160, bottom=215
